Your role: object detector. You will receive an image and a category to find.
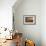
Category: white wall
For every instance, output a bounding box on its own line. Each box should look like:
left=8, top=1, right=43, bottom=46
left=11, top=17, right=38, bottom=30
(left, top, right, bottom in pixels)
left=41, top=0, right=46, bottom=46
left=0, top=0, right=46, bottom=46
left=13, top=0, right=46, bottom=46
left=0, top=0, right=16, bottom=39
left=0, top=0, right=16, bottom=29
left=13, top=0, right=41, bottom=46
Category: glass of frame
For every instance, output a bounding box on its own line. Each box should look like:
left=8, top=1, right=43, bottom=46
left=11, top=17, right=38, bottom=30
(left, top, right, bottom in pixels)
left=23, top=15, right=36, bottom=25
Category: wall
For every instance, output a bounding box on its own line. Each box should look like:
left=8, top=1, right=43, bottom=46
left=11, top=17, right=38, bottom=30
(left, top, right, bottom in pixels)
left=0, top=0, right=46, bottom=46
left=41, top=0, right=46, bottom=46
left=13, top=0, right=46, bottom=46
left=0, top=0, right=16, bottom=29
left=0, top=0, right=16, bottom=38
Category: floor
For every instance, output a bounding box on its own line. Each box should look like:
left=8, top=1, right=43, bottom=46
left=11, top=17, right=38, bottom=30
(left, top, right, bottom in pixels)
left=0, top=33, right=23, bottom=46
left=0, top=39, right=16, bottom=46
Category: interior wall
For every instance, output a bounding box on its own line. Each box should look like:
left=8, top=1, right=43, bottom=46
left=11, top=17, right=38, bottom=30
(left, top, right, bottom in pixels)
left=13, top=0, right=41, bottom=46
left=0, top=0, right=16, bottom=38
left=41, top=0, right=46, bottom=46
left=0, top=0, right=16, bottom=29
left=0, top=0, right=46, bottom=46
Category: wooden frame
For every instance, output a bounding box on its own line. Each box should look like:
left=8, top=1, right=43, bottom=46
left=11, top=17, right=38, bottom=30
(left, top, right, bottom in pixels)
left=23, top=15, right=36, bottom=25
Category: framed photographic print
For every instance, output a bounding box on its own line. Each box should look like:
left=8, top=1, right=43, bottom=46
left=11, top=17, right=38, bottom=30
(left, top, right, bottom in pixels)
left=23, top=15, right=36, bottom=25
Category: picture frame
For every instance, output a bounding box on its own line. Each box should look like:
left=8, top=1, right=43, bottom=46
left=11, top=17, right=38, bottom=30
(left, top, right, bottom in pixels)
left=23, top=15, right=36, bottom=25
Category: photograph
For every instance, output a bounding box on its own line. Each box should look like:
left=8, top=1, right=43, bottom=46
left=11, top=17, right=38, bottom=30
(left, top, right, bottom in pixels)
left=23, top=15, right=36, bottom=25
